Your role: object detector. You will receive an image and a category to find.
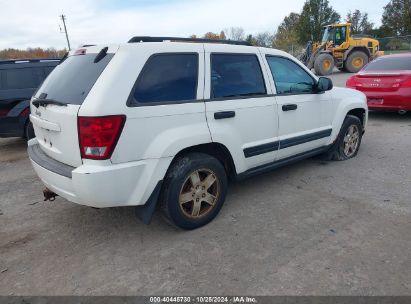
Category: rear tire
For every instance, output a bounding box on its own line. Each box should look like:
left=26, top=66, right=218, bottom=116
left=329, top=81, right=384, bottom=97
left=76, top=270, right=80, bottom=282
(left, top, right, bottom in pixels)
left=25, top=120, right=35, bottom=140
left=314, top=53, right=335, bottom=76
left=323, top=115, right=363, bottom=161
left=160, top=153, right=228, bottom=230
left=345, top=51, right=368, bottom=73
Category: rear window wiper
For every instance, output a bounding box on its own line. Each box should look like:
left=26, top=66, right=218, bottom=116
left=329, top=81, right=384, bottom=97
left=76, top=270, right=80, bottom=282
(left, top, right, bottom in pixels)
left=32, top=98, right=68, bottom=108
left=94, top=47, right=108, bottom=63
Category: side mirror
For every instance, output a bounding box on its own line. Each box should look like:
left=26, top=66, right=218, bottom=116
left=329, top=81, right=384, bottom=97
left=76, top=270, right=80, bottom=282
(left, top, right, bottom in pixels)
left=316, top=77, right=333, bottom=92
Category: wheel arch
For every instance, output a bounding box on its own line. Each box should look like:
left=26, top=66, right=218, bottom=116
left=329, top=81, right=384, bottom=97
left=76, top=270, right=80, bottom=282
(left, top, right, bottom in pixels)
left=346, top=108, right=366, bottom=128
left=330, top=103, right=368, bottom=144
left=4, top=99, right=31, bottom=138
left=319, top=50, right=333, bottom=55
left=170, top=142, right=237, bottom=180
left=343, top=47, right=371, bottom=61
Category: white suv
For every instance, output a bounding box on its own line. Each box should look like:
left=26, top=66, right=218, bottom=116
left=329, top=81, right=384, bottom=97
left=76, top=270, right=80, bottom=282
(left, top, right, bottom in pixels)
left=28, top=37, right=367, bottom=229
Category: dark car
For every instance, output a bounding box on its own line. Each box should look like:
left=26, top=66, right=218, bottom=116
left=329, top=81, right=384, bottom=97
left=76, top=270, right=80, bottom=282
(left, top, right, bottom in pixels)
left=0, top=59, right=59, bottom=139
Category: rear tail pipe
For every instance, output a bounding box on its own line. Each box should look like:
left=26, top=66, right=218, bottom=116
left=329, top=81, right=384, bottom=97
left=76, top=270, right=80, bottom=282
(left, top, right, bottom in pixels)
left=398, top=110, right=407, bottom=115
left=43, top=188, right=58, bottom=201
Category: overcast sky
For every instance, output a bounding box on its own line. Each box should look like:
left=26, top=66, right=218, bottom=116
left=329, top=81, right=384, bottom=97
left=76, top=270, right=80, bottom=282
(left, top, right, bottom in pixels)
left=0, top=0, right=389, bottom=50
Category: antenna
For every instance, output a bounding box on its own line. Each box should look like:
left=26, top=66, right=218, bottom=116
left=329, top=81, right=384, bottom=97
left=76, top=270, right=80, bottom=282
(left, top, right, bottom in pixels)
left=60, top=14, right=71, bottom=51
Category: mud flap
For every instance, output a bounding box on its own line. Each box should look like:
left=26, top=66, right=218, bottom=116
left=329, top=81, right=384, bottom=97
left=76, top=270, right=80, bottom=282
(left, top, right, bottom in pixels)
left=134, top=181, right=163, bottom=225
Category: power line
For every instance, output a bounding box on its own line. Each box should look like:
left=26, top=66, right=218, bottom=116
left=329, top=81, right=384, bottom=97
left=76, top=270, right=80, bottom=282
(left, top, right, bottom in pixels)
left=60, top=14, right=71, bottom=51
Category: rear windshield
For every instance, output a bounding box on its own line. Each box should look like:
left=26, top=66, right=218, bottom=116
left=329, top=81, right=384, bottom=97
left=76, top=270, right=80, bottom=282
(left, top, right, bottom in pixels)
left=35, top=53, right=114, bottom=105
left=364, top=56, right=411, bottom=71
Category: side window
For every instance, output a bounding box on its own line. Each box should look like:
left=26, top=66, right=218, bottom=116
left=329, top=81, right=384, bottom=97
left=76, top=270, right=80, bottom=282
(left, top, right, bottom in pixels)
left=211, top=54, right=266, bottom=99
left=132, top=53, right=198, bottom=104
left=31, top=67, right=45, bottom=87
left=0, top=71, right=4, bottom=90
left=335, top=27, right=346, bottom=45
left=266, top=56, right=315, bottom=95
left=43, top=66, right=55, bottom=77
left=3, top=68, right=37, bottom=89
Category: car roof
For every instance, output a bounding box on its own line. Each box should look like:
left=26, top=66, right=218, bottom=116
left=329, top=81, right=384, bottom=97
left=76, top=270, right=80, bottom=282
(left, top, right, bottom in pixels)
left=0, top=58, right=60, bottom=64
left=128, top=36, right=250, bottom=46
left=0, top=59, right=60, bottom=69
left=0, top=59, right=60, bottom=70
left=124, top=36, right=293, bottom=57
left=114, top=41, right=292, bottom=57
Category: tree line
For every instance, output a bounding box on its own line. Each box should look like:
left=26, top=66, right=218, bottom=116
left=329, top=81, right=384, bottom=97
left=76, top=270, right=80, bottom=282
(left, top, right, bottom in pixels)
left=0, top=47, right=67, bottom=60
left=192, top=0, right=411, bottom=53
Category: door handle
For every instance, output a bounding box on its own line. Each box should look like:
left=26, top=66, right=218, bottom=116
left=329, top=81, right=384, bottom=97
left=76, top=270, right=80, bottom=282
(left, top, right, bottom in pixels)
left=214, top=111, right=236, bottom=120
left=282, top=104, right=298, bottom=111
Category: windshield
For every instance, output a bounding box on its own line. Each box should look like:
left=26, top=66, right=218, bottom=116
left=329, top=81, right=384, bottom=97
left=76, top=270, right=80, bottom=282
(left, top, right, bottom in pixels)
left=363, top=56, right=411, bottom=71
left=321, top=27, right=332, bottom=43
left=34, top=53, right=114, bottom=105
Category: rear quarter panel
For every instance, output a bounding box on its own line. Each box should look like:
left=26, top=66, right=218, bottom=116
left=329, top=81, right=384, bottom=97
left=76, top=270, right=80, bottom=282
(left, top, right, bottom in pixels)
left=78, top=43, right=211, bottom=164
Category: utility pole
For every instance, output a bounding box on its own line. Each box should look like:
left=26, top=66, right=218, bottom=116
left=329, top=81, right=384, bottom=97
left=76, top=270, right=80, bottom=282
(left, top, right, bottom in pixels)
left=60, top=14, right=71, bottom=51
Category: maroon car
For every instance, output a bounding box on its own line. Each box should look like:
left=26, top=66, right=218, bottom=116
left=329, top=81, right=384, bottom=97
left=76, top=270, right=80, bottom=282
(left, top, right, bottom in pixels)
left=346, top=53, right=411, bottom=114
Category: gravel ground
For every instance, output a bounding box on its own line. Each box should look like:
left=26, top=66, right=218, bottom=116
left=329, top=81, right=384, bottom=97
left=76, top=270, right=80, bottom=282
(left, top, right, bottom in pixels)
left=0, top=72, right=410, bottom=295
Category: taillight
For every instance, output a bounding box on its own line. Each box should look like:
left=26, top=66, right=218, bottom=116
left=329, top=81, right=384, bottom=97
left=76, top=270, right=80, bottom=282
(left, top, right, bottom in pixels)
left=346, top=76, right=362, bottom=88
left=19, top=107, right=30, bottom=117
left=400, top=77, right=411, bottom=88
left=78, top=115, right=126, bottom=160
left=0, top=108, right=9, bottom=117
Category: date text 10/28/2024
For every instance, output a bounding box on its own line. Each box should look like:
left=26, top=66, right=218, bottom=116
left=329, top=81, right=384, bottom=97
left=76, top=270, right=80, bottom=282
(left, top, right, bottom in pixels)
left=149, top=296, right=257, bottom=303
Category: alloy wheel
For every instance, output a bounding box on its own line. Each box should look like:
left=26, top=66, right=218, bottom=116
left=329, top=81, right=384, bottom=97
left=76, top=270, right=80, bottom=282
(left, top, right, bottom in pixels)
left=343, top=124, right=360, bottom=157
left=179, top=168, right=220, bottom=218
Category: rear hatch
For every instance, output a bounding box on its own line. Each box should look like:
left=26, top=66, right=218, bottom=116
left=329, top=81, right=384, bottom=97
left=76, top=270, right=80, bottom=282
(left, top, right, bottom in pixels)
left=30, top=45, right=117, bottom=167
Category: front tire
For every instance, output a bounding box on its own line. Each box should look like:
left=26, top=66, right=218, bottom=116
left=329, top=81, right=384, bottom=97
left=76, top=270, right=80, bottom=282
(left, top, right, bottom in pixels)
left=345, top=51, right=368, bottom=73
left=314, top=53, right=335, bottom=76
left=324, top=115, right=363, bottom=161
left=160, top=153, right=228, bottom=230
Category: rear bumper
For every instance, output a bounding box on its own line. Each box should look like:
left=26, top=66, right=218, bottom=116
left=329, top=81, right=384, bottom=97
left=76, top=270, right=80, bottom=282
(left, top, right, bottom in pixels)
left=28, top=138, right=171, bottom=208
left=367, top=103, right=410, bottom=111
left=358, top=88, right=411, bottom=111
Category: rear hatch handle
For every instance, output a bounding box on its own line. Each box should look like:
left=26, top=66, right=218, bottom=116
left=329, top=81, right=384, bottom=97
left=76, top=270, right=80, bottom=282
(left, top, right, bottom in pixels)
left=30, top=114, right=61, bottom=132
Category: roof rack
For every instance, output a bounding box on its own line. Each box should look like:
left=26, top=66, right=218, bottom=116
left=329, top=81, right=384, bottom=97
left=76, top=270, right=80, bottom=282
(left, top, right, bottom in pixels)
left=128, top=36, right=251, bottom=46
left=0, top=58, right=60, bottom=65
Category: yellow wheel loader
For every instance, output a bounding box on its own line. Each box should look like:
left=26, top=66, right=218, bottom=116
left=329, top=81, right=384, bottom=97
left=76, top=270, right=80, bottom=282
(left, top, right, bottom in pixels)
left=300, top=23, right=383, bottom=75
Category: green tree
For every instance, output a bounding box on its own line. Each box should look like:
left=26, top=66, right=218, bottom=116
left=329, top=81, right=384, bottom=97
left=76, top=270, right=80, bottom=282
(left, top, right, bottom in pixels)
left=347, top=10, right=374, bottom=34
left=359, top=13, right=374, bottom=34
left=219, top=31, right=226, bottom=40
left=245, top=34, right=257, bottom=45
left=381, top=0, right=411, bottom=36
left=297, top=0, right=340, bottom=44
left=274, top=12, right=301, bottom=51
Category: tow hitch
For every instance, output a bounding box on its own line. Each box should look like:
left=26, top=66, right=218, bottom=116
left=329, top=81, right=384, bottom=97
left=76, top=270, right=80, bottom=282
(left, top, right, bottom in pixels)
left=43, top=188, right=58, bottom=201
